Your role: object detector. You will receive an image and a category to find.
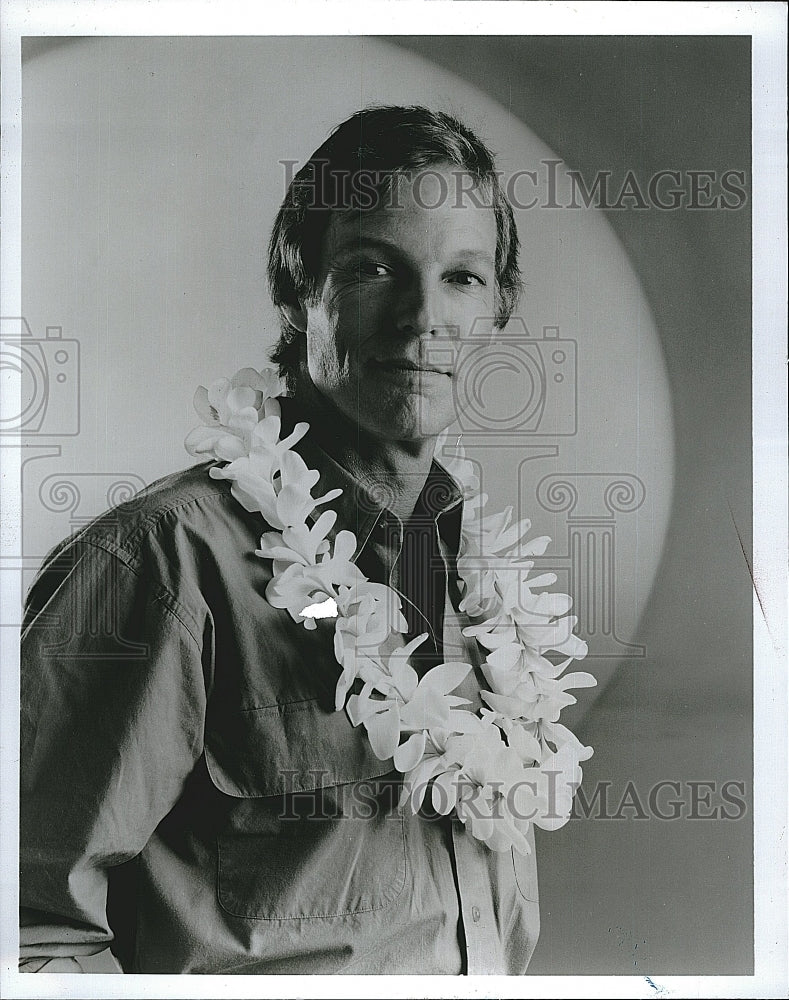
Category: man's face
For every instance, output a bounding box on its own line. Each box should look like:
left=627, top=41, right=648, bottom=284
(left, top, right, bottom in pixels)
left=294, top=164, right=498, bottom=443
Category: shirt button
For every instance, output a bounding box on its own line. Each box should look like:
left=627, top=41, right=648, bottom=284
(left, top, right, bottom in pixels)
left=471, top=905, right=481, bottom=923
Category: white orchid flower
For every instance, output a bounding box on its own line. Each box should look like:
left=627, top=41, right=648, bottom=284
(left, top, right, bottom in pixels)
left=528, top=741, right=591, bottom=832
left=256, top=509, right=337, bottom=572
left=336, top=581, right=408, bottom=637
left=479, top=641, right=596, bottom=723
left=265, top=551, right=361, bottom=630
left=346, top=636, right=472, bottom=761
left=475, top=506, right=536, bottom=558
left=185, top=366, right=283, bottom=459
left=331, top=585, right=412, bottom=710
left=448, top=737, right=538, bottom=854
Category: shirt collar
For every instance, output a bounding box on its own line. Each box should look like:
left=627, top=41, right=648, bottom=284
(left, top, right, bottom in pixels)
left=276, top=396, right=464, bottom=560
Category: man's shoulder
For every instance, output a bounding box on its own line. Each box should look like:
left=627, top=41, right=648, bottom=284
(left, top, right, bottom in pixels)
left=53, top=461, right=257, bottom=567
left=23, top=461, right=271, bottom=641
left=116, top=460, right=232, bottom=526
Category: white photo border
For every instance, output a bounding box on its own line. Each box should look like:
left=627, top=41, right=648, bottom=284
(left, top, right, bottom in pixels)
left=1, top=3, right=786, bottom=998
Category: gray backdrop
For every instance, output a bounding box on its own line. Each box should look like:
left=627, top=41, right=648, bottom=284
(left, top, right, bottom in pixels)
left=16, top=35, right=752, bottom=974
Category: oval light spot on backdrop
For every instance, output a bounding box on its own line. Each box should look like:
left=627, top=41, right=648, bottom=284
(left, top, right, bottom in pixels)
left=22, top=36, right=673, bottom=703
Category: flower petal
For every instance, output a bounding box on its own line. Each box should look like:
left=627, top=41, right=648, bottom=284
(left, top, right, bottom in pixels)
left=393, top=731, right=427, bottom=773
left=192, top=385, right=217, bottom=424
left=417, top=661, right=473, bottom=697
left=364, top=706, right=401, bottom=760
left=431, top=768, right=459, bottom=814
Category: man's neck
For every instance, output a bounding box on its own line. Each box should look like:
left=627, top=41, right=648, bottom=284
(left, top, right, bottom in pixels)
left=290, top=385, right=436, bottom=524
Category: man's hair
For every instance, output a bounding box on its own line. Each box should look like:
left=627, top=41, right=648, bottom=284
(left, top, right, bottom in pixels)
left=267, top=104, right=522, bottom=389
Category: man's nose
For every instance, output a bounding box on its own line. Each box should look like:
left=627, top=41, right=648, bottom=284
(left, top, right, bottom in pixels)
left=393, top=275, right=446, bottom=337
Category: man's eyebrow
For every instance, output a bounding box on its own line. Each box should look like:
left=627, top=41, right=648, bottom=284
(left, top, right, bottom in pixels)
left=332, top=236, right=495, bottom=267
left=332, top=236, right=403, bottom=255
left=451, top=249, right=496, bottom=268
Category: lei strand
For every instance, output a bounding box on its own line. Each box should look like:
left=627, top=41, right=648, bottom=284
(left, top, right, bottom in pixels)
left=186, top=366, right=595, bottom=855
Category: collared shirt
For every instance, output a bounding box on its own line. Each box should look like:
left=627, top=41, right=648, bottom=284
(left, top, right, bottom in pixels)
left=19, top=420, right=540, bottom=975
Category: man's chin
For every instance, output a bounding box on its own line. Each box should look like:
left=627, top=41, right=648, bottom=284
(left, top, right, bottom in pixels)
left=365, top=409, right=455, bottom=444
left=306, top=387, right=455, bottom=446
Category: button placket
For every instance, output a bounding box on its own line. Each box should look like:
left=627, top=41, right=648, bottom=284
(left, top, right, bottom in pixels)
left=450, top=818, right=503, bottom=975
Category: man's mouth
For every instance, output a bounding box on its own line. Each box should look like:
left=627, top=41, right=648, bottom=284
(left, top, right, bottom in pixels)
left=372, top=358, right=453, bottom=377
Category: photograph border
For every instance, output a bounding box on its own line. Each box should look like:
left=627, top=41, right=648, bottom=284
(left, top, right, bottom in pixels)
left=1, top=3, right=786, bottom=998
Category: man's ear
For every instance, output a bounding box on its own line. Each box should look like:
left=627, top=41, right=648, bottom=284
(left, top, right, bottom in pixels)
left=279, top=302, right=308, bottom=335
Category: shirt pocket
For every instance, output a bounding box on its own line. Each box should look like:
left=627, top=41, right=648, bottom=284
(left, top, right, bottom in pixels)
left=204, top=699, right=407, bottom=921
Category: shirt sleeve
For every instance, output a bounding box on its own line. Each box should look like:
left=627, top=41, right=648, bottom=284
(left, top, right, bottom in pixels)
left=19, top=534, right=210, bottom=968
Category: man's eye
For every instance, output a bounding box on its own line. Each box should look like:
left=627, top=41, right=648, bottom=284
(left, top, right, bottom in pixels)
left=357, top=261, right=391, bottom=278
left=449, top=271, right=486, bottom=287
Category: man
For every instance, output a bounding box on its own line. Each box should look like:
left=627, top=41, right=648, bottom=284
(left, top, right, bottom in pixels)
left=20, top=105, right=543, bottom=974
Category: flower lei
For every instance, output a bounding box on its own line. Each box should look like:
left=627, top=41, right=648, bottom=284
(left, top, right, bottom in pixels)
left=186, top=366, right=595, bottom=855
